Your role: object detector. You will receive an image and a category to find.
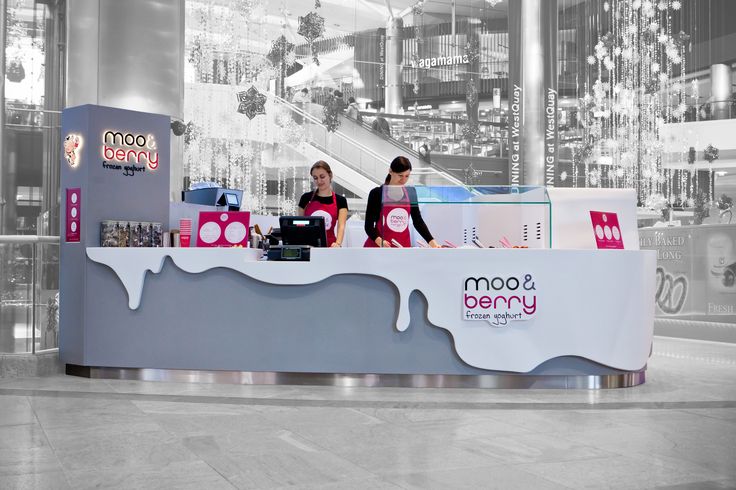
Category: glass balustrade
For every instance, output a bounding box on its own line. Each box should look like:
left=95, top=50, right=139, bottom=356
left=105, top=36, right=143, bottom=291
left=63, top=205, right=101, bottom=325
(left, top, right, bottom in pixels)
left=0, top=237, right=59, bottom=353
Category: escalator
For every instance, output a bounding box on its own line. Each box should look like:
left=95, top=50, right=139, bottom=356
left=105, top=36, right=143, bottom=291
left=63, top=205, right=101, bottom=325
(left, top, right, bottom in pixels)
left=272, top=96, right=463, bottom=198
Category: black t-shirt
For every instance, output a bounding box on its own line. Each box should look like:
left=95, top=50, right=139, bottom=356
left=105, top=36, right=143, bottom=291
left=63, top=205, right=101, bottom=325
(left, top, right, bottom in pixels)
left=298, top=192, right=348, bottom=211
left=363, top=186, right=433, bottom=243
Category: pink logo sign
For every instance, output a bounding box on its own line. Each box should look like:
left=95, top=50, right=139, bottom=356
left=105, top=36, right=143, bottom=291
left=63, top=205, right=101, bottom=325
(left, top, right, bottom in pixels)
left=63, top=134, right=83, bottom=168
left=311, top=209, right=333, bottom=230
left=462, top=274, right=537, bottom=327
left=102, top=131, right=159, bottom=170
left=66, top=188, right=81, bottom=243
left=590, top=211, right=624, bottom=249
left=386, top=208, right=409, bottom=232
left=196, top=211, right=250, bottom=247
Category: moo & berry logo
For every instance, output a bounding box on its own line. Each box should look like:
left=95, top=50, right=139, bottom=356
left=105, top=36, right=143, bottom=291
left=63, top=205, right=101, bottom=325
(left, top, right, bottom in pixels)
left=386, top=208, right=409, bottom=232
left=311, top=210, right=333, bottom=231
left=463, top=274, right=537, bottom=327
left=101, top=130, right=159, bottom=175
left=63, top=134, right=83, bottom=167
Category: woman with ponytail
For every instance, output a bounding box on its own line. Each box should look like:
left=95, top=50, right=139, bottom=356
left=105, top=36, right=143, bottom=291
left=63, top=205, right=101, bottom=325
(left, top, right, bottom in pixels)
left=363, top=156, right=440, bottom=248
left=298, top=161, right=348, bottom=247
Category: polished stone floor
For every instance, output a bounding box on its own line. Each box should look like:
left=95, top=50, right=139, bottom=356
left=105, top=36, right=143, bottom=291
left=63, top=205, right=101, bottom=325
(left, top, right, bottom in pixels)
left=0, top=336, right=735, bottom=490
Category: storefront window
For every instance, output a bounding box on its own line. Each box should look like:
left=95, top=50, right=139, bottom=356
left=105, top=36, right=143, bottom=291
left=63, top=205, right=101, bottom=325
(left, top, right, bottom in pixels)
left=1, top=0, right=64, bottom=352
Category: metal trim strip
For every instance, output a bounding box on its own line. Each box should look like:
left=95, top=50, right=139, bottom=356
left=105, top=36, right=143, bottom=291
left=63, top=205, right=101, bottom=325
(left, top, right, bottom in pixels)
left=66, top=365, right=645, bottom=389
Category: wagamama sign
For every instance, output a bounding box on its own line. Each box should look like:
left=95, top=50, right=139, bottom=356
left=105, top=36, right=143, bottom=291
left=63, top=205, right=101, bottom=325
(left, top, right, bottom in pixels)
left=413, top=54, right=470, bottom=68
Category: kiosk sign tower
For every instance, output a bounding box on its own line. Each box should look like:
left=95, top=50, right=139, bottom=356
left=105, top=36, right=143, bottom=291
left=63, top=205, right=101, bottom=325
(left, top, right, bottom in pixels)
left=59, top=104, right=170, bottom=364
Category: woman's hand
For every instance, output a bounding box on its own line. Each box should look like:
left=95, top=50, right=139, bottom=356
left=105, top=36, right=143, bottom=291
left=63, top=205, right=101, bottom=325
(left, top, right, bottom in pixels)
left=330, top=241, right=342, bottom=248
left=376, top=238, right=391, bottom=247
left=428, top=239, right=441, bottom=248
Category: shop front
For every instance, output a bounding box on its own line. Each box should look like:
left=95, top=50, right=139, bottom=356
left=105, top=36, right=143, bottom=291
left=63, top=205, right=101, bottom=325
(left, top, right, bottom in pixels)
left=60, top=105, right=656, bottom=389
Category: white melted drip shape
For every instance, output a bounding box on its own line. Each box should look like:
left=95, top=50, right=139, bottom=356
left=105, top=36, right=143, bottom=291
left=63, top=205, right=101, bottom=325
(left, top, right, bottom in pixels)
left=86, top=247, right=655, bottom=373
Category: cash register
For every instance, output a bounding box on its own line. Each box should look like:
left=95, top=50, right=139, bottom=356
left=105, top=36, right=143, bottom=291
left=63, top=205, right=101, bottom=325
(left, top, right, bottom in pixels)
left=266, top=216, right=327, bottom=261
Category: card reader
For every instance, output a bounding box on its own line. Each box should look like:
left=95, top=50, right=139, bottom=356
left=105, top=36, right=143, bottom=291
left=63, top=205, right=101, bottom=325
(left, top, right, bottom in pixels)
left=266, top=245, right=311, bottom=261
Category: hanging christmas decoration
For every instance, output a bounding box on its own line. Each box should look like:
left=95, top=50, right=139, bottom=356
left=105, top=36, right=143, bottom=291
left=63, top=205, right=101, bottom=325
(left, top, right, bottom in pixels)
left=466, top=78, right=479, bottom=108
left=267, top=35, right=296, bottom=67
left=693, top=192, right=710, bottom=224
left=233, top=0, right=265, bottom=20
left=704, top=144, right=719, bottom=163
left=675, top=30, right=690, bottom=47
left=412, top=0, right=426, bottom=15
left=410, top=55, right=421, bottom=95
left=236, top=86, right=267, bottom=119
left=687, top=147, right=696, bottom=164
left=717, top=194, right=732, bottom=208
left=461, top=123, right=480, bottom=144
left=283, top=51, right=297, bottom=68
left=578, top=0, right=691, bottom=207
left=322, top=94, right=341, bottom=132
left=6, top=59, right=25, bottom=83
left=298, top=10, right=326, bottom=65
left=188, top=35, right=204, bottom=66
left=464, top=38, right=480, bottom=64
left=412, top=0, right=426, bottom=97
left=277, top=113, right=306, bottom=144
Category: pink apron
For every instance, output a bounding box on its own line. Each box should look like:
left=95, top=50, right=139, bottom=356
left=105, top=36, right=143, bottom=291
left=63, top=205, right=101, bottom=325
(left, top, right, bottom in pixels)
left=304, top=192, right=338, bottom=246
left=364, top=186, right=411, bottom=248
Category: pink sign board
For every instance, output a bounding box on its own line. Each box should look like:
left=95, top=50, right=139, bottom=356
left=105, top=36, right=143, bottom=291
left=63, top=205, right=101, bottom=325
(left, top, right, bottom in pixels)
left=590, top=211, right=624, bottom=249
left=196, top=211, right=250, bottom=247
left=66, top=188, right=81, bottom=243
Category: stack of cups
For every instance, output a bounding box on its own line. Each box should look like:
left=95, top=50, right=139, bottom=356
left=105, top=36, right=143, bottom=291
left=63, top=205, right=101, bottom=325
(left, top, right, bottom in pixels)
left=180, top=219, right=192, bottom=247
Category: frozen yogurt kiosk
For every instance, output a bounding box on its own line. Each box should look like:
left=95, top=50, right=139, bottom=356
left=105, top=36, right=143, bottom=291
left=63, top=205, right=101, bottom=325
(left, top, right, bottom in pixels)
left=61, top=105, right=656, bottom=389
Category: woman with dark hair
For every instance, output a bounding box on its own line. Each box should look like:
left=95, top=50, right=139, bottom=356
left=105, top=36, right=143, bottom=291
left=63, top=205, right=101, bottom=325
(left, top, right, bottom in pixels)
left=298, top=161, right=349, bottom=247
left=363, top=156, right=440, bottom=248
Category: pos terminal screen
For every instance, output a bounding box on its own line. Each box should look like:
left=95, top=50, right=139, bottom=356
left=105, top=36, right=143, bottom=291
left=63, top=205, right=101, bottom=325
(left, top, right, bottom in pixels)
left=280, top=216, right=327, bottom=248
left=224, top=192, right=239, bottom=206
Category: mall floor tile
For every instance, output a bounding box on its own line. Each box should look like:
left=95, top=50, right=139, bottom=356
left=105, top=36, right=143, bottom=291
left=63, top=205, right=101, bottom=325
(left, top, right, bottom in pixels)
left=0, top=335, right=734, bottom=489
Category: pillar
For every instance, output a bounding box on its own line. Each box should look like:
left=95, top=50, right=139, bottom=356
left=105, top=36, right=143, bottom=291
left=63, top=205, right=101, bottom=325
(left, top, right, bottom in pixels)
left=66, top=0, right=185, bottom=200
left=710, top=63, right=732, bottom=120
left=385, top=17, right=403, bottom=114
left=0, top=0, right=7, bottom=233
left=508, top=0, right=558, bottom=187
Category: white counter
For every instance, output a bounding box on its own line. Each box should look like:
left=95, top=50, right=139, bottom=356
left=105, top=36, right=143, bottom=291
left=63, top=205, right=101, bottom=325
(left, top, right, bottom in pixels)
left=85, top=247, right=656, bottom=373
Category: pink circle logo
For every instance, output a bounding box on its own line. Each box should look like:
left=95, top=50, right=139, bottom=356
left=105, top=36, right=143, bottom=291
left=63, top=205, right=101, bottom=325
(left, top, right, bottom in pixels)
left=311, top=209, right=333, bottom=230
left=386, top=208, right=409, bottom=232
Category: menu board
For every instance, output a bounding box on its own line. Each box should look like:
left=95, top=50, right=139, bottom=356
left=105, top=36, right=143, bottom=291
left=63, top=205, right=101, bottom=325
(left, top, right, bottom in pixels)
left=590, top=211, right=624, bottom=249
left=66, top=188, right=81, bottom=243
left=196, top=211, right=250, bottom=247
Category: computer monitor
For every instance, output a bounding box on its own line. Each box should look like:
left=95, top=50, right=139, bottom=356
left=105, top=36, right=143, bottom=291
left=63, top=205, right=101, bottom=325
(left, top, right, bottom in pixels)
left=280, top=216, right=328, bottom=248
